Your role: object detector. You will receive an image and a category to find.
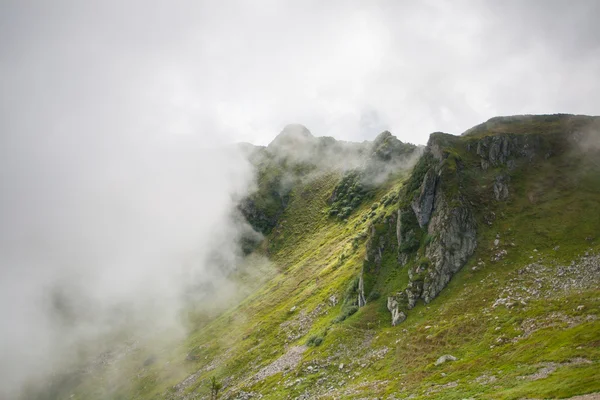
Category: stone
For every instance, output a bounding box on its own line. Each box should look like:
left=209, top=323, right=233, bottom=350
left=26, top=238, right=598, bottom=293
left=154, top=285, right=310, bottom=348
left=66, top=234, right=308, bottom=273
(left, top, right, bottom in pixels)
left=435, top=354, right=457, bottom=366
left=329, top=295, right=338, bottom=307
left=405, top=278, right=423, bottom=310
left=474, top=133, right=542, bottom=171
left=422, top=191, right=477, bottom=303
left=387, top=296, right=407, bottom=326
left=358, top=274, right=366, bottom=307
left=493, top=175, right=509, bottom=201
left=411, top=169, right=438, bottom=227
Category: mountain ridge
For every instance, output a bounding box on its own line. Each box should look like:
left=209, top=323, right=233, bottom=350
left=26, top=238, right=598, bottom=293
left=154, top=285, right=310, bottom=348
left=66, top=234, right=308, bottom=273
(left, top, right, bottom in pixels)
left=28, top=114, right=600, bottom=400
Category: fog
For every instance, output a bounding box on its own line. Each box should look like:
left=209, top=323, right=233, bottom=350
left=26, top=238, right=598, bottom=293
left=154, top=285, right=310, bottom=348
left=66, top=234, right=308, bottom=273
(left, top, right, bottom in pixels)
left=2, top=1, right=599, bottom=146
left=0, top=119, right=261, bottom=396
left=1, top=0, right=599, bottom=397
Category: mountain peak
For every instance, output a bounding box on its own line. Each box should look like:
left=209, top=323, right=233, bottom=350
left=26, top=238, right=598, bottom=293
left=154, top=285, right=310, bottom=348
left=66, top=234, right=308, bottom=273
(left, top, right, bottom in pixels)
left=268, top=124, right=314, bottom=150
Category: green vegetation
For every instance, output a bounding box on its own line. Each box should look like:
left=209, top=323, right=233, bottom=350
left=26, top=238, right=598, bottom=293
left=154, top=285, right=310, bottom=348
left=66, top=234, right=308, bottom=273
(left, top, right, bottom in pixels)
left=56, top=115, right=600, bottom=400
left=209, top=377, right=222, bottom=400
left=328, top=170, right=371, bottom=219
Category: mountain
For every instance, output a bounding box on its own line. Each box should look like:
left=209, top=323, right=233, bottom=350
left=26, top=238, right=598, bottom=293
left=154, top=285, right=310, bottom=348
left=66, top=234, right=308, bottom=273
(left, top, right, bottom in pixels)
left=35, top=114, right=600, bottom=400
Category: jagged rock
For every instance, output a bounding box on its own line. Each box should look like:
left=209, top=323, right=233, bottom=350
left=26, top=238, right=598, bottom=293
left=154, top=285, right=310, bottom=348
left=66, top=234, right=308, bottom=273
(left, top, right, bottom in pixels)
left=493, top=175, right=510, bottom=201
left=411, top=169, right=438, bottom=228
left=474, top=134, right=543, bottom=170
left=481, top=159, right=490, bottom=170
left=392, top=138, right=477, bottom=311
left=435, top=354, right=457, bottom=366
left=329, top=295, right=338, bottom=307
left=423, top=192, right=477, bottom=303
left=358, top=274, right=366, bottom=307
left=406, top=280, right=423, bottom=309
left=398, top=253, right=409, bottom=266
left=387, top=296, right=407, bottom=326
left=396, top=208, right=402, bottom=247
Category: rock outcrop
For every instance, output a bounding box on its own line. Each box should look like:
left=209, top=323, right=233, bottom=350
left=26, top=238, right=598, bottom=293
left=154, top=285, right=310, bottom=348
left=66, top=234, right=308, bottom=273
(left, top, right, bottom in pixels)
left=423, top=192, right=477, bottom=302
left=387, top=133, right=478, bottom=325
left=386, top=295, right=407, bottom=326
left=414, top=136, right=477, bottom=306
left=474, top=134, right=544, bottom=170
left=435, top=354, right=458, bottom=366
left=411, top=169, right=438, bottom=227
left=493, top=175, right=510, bottom=201
left=405, top=278, right=424, bottom=309
left=357, top=274, right=366, bottom=307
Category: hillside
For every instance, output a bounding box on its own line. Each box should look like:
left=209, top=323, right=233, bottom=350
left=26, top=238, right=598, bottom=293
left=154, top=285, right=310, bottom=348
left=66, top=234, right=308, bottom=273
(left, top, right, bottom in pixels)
left=34, top=115, right=600, bottom=400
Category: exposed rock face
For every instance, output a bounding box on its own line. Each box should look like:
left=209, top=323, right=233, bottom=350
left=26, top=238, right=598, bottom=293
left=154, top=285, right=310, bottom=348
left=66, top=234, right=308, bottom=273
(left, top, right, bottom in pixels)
left=357, top=274, right=366, bottom=307
left=477, top=135, right=511, bottom=169
left=411, top=169, right=438, bottom=228
left=435, top=354, right=457, bottom=366
left=405, top=279, right=423, bottom=309
left=475, top=134, right=543, bottom=170
left=423, top=192, right=477, bottom=303
left=387, top=296, right=406, bottom=326
left=383, top=119, right=596, bottom=325
left=493, top=175, right=510, bottom=201
left=396, top=209, right=407, bottom=265
left=386, top=134, right=478, bottom=325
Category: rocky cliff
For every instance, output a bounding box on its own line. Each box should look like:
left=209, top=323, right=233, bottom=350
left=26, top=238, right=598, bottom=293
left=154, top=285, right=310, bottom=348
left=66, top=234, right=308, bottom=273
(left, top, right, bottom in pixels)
left=379, top=115, right=600, bottom=325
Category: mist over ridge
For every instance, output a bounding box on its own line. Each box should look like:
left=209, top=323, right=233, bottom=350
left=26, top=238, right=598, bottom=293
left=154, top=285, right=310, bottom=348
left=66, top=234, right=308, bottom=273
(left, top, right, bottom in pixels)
left=1, top=0, right=599, bottom=398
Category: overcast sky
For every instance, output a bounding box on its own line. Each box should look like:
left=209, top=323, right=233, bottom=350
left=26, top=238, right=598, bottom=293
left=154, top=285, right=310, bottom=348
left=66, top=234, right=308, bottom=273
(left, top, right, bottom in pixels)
left=1, top=0, right=599, bottom=146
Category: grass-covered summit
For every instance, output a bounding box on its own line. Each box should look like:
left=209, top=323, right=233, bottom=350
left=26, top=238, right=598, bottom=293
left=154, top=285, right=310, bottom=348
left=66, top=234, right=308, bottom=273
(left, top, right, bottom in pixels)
left=39, top=114, right=600, bottom=400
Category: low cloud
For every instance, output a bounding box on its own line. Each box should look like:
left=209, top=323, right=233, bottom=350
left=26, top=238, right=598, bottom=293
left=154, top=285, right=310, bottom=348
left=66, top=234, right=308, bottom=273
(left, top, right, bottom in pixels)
left=0, top=127, right=260, bottom=397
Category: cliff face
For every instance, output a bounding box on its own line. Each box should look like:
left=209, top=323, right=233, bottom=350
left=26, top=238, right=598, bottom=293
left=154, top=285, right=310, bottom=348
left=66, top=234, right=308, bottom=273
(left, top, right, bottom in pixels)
left=384, top=133, right=478, bottom=323
left=423, top=188, right=477, bottom=302
left=381, top=115, right=600, bottom=325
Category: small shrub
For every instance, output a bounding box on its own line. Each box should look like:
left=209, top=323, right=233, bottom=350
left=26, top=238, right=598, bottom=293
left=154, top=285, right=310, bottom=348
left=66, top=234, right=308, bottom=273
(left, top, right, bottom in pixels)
left=306, top=328, right=329, bottom=346
left=334, top=304, right=359, bottom=323
left=366, top=290, right=380, bottom=302
left=209, top=376, right=222, bottom=400
left=306, top=335, right=324, bottom=347
left=329, top=171, right=371, bottom=219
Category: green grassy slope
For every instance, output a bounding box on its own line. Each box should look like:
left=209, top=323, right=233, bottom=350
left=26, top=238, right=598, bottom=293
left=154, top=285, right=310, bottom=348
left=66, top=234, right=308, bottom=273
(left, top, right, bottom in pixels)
left=60, top=115, right=600, bottom=400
